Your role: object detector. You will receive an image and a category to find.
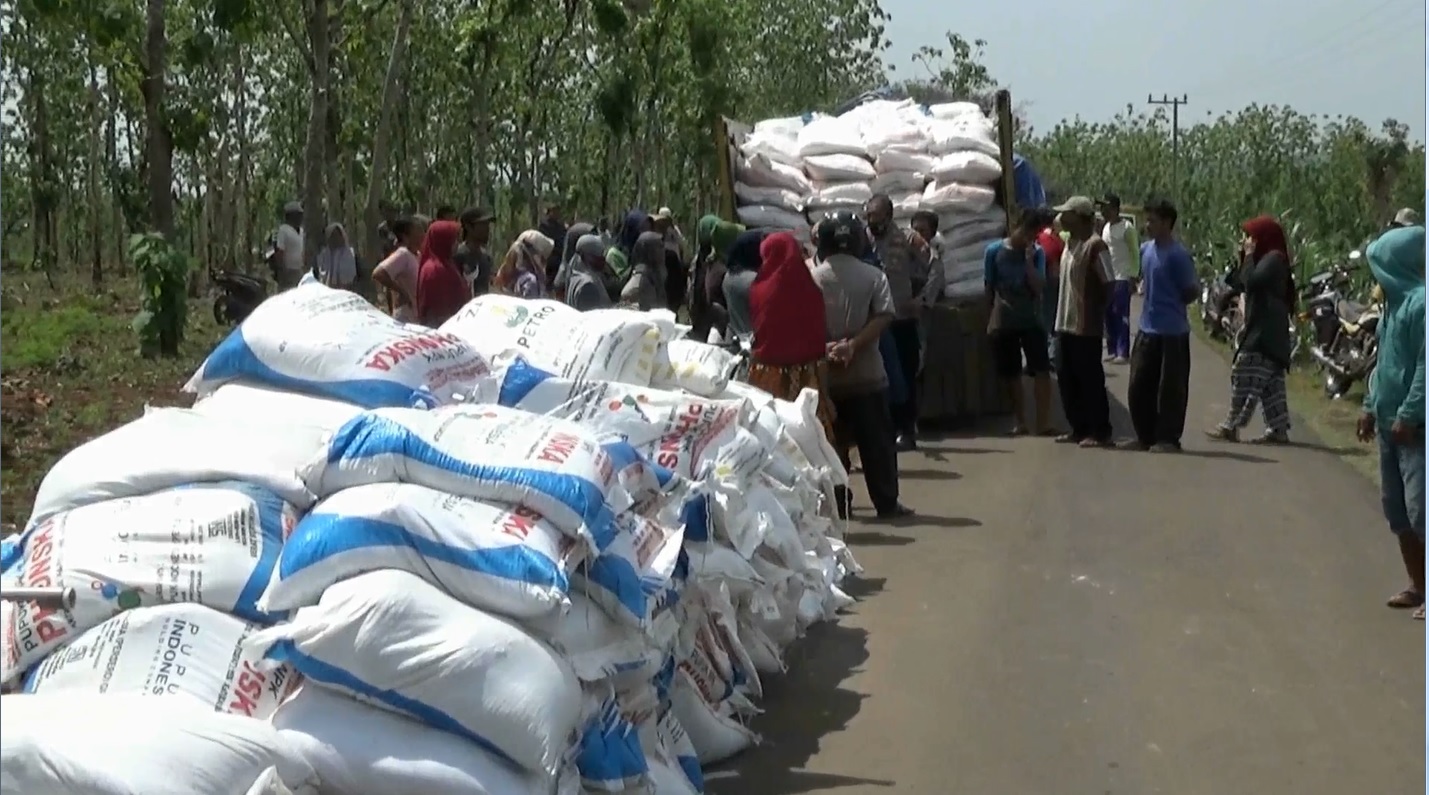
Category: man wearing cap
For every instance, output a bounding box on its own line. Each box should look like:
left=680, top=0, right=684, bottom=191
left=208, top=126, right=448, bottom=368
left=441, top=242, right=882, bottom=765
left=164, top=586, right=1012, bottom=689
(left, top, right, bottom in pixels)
left=1391, top=208, right=1421, bottom=229
left=1098, top=193, right=1140, bottom=364
left=270, top=201, right=306, bottom=290
left=653, top=207, right=688, bottom=311
left=455, top=207, right=496, bottom=295
left=1051, top=196, right=1115, bottom=447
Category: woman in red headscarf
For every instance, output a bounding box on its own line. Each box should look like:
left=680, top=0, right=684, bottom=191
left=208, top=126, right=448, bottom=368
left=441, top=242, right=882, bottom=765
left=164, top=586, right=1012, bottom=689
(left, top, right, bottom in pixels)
left=1206, top=214, right=1296, bottom=444
left=746, top=231, right=836, bottom=443
left=415, top=220, right=471, bottom=327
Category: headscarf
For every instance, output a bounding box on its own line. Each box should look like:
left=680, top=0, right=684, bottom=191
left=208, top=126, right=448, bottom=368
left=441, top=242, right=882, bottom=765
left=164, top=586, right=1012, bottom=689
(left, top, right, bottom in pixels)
left=725, top=229, right=770, bottom=274
left=749, top=232, right=826, bottom=365
left=419, top=220, right=461, bottom=267
left=1241, top=215, right=1295, bottom=307
left=695, top=215, right=744, bottom=262
left=575, top=234, right=607, bottom=262
left=553, top=222, right=594, bottom=294
left=624, top=230, right=669, bottom=310
left=495, top=229, right=554, bottom=298
left=1367, top=225, right=1427, bottom=308
left=617, top=210, right=650, bottom=254
left=316, top=223, right=357, bottom=288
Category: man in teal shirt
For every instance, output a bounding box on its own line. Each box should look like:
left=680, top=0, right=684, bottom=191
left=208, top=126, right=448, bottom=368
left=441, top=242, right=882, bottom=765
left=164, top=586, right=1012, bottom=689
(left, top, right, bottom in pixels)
left=1357, top=224, right=1426, bottom=620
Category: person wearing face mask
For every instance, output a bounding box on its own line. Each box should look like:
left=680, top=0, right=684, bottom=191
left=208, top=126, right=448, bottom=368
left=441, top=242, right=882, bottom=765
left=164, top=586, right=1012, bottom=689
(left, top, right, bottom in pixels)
left=864, top=193, right=933, bottom=451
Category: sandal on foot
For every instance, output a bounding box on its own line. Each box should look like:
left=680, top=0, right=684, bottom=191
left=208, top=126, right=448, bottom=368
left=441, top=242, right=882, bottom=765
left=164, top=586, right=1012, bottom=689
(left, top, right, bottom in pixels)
left=1387, top=589, right=1424, bottom=608
left=1248, top=431, right=1290, bottom=445
left=1204, top=426, right=1238, bottom=443
left=1079, top=436, right=1113, bottom=448
left=1053, top=433, right=1081, bottom=444
left=1415, top=606, right=1426, bottom=620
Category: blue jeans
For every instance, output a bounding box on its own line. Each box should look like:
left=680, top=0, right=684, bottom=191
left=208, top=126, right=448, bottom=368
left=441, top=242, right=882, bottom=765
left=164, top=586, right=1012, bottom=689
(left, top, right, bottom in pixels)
left=1379, top=425, right=1426, bottom=540
left=1105, top=280, right=1133, bottom=358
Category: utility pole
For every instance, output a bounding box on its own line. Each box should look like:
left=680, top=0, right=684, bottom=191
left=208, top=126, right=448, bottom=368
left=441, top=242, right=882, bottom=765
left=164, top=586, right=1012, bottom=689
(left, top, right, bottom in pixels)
left=1147, top=93, right=1189, bottom=198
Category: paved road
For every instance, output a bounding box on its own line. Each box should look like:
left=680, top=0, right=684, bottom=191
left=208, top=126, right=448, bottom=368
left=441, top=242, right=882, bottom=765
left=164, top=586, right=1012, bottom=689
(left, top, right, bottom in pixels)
left=710, top=329, right=1424, bottom=795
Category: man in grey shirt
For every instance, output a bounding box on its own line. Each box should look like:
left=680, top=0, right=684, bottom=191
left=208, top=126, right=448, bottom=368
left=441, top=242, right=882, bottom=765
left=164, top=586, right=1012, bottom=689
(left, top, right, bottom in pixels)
left=812, top=211, right=913, bottom=520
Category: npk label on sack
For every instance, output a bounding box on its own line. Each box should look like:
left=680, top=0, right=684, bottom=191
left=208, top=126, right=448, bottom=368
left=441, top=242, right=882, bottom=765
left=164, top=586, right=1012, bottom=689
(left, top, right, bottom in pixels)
left=23, top=602, right=298, bottom=720
left=0, top=481, right=295, bottom=685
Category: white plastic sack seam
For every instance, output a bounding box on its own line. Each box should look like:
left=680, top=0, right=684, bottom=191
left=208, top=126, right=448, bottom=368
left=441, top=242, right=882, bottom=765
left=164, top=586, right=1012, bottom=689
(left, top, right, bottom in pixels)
left=875, top=148, right=936, bottom=174
left=736, top=153, right=812, bottom=195
left=870, top=170, right=927, bottom=195
left=734, top=181, right=803, bottom=212
left=806, top=181, right=873, bottom=208
left=251, top=570, right=582, bottom=777
left=261, top=482, right=580, bottom=619
left=0, top=694, right=320, bottom=795
left=735, top=204, right=807, bottom=231
left=795, top=116, right=867, bottom=158
left=927, top=116, right=1000, bottom=157
left=27, top=407, right=323, bottom=528
left=922, top=180, right=997, bottom=215
left=186, top=282, right=494, bottom=409
left=737, top=130, right=802, bottom=167
left=21, top=603, right=298, bottom=720
left=801, top=153, right=875, bottom=182
left=931, top=150, right=1002, bottom=185
left=1, top=481, right=295, bottom=685
left=192, top=382, right=365, bottom=435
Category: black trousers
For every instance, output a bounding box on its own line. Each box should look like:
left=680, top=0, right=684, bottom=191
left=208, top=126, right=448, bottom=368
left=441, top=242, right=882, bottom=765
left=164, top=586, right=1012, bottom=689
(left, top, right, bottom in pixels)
left=831, top=390, right=901, bottom=514
left=1056, top=333, right=1112, bottom=441
left=1127, top=331, right=1192, bottom=446
left=888, top=318, right=922, bottom=437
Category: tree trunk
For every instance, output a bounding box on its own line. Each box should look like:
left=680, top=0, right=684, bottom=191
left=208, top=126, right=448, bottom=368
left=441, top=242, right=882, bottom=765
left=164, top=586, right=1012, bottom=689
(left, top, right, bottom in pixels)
left=141, top=0, right=176, bottom=241
left=362, top=0, right=414, bottom=266
left=87, top=61, right=104, bottom=285
left=104, top=75, right=125, bottom=274
left=301, top=0, right=332, bottom=275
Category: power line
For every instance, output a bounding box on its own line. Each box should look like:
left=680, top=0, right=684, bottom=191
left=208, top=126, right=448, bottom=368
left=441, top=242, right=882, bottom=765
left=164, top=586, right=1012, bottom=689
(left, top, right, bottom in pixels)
left=1148, top=94, right=1189, bottom=197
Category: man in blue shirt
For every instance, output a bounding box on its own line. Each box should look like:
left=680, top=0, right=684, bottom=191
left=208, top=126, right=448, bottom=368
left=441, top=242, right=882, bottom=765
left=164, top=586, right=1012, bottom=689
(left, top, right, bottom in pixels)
left=1121, top=198, right=1199, bottom=452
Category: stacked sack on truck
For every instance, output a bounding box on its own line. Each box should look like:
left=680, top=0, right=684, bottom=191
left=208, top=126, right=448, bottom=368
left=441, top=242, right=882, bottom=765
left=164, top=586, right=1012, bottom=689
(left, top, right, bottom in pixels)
left=734, top=98, right=1006, bottom=300
left=0, top=282, right=862, bottom=795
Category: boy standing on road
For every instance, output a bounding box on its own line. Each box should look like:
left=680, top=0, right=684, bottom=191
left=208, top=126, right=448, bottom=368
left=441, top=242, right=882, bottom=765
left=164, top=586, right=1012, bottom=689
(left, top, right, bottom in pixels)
left=1098, top=194, right=1141, bottom=363
left=1357, top=225, right=1427, bottom=620
left=985, top=212, right=1055, bottom=436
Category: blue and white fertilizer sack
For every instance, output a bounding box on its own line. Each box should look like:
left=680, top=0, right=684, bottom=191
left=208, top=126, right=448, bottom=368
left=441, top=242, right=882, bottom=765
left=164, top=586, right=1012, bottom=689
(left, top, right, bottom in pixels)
left=186, top=282, right=495, bottom=409
left=496, top=358, right=750, bottom=481
left=261, top=481, right=581, bottom=620
left=21, top=602, right=299, bottom=720
left=249, top=569, right=583, bottom=778
left=25, top=407, right=326, bottom=527
left=312, top=404, right=637, bottom=553
left=0, top=480, right=295, bottom=685
left=191, top=382, right=365, bottom=434
left=570, top=511, right=686, bottom=637
left=440, top=295, right=672, bottom=386
left=1, top=694, right=321, bottom=795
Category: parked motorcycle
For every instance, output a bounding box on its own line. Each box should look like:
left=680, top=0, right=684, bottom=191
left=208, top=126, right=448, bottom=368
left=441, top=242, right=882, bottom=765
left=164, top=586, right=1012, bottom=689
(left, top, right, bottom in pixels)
left=1303, top=253, right=1379, bottom=399
left=1199, top=260, right=1243, bottom=342
left=211, top=268, right=269, bottom=326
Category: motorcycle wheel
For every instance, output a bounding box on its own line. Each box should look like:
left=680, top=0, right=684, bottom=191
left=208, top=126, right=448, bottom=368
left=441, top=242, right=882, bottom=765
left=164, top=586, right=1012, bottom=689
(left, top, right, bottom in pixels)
left=212, top=296, right=229, bottom=326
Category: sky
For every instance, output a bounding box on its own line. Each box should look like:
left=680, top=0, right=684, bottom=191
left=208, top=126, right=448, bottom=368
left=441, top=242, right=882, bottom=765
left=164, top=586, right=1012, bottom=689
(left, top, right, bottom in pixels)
left=880, top=0, right=1427, bottom=141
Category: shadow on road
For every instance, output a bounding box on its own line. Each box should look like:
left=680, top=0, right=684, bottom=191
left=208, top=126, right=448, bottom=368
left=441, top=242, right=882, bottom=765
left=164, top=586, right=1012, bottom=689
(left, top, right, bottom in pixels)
left=843, top=529, right=916, bottom=546
left=897, top=467, right=962, bottom=481
left=707, top=579, right=896, bottom=795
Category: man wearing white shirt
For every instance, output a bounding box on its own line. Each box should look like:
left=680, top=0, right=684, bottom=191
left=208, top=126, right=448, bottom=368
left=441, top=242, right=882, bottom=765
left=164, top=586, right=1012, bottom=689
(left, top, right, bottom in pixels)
left=1097, top=193, right=1140, bottom=364
left=271, top=201, right=306, bottom=290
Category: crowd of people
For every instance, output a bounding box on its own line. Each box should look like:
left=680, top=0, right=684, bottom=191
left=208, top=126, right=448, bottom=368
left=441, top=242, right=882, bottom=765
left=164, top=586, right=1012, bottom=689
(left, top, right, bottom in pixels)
left=265, top=193, right=1427, bottom=618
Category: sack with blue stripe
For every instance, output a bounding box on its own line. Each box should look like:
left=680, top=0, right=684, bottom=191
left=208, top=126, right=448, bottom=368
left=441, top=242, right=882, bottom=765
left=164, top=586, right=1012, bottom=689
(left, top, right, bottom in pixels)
left=0, top=480, right=294, bottom=686
left=315, top=404, right=633, bottom=553
left=573, top=690, right=654, bottom=792
left=185, top=281, right=496, bottom=409
left=261, top=482, right=581, bottom=620
left=572, top=512, right=685, bottom=637
left=249, top=569, right=583, bottom=779
left=496, top=358, right=751, bottom=482
left=526, top=593, right=665, bottom=689
left=643, top=707, right=705, bottom=794
left=27, top=407, right=323, bottom=529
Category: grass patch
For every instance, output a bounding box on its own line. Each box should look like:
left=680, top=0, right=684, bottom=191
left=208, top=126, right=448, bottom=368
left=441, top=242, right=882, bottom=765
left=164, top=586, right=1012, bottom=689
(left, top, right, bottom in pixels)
left=1, top=272, right=227, bottom=531
left=1192, top=323, right=1376, bottom=483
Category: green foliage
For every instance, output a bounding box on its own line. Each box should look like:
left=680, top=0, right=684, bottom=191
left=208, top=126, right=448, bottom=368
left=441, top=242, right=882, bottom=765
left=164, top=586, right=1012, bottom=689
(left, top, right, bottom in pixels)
left=127, top=233, right=192, bottom=358
left=0, top=297, right=110, bottom=372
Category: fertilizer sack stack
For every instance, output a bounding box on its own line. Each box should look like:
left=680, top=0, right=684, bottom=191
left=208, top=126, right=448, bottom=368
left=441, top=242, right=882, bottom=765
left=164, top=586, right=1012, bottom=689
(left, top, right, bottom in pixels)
left=0, top=282, right=866, bottom=795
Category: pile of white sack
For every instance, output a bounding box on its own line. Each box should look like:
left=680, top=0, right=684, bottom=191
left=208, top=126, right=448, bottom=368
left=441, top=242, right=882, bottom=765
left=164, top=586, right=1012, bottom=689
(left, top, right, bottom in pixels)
left=0, top=280, right=860, bottom=795
left=732, top=98, right=1007, bottom=300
